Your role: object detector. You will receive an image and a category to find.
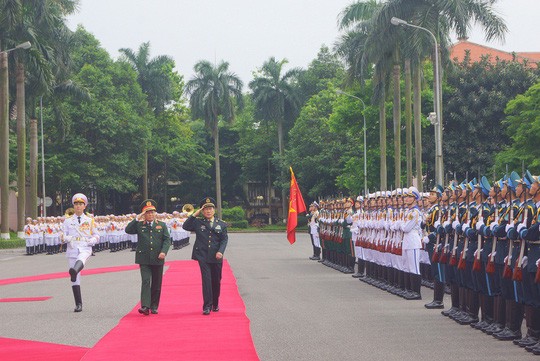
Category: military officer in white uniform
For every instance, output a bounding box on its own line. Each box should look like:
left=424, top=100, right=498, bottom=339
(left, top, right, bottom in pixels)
left=62, top=193, right=99, bottom=312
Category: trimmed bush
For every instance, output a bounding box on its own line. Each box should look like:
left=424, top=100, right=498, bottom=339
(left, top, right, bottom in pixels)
left=222, top=206, right=245, bottom=222
left=231, top=220, right=249, bottom=229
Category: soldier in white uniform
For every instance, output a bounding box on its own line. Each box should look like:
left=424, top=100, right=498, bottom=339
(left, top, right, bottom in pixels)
left=400, top=186, right=424, bottom=300
left=62, top=193, right=99, bottom=312
left=307, top=202, right=321, bottom=260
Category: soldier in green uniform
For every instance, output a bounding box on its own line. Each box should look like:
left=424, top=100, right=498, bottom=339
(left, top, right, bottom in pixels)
left=125, top=199, right=171, bottom=316
left=183, top=197, right=229, bottom=315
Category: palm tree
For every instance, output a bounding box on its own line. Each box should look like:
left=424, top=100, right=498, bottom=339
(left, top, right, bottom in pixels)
left=336, top=0, right=393, bottom=190
left=249, top=57, right=301, bottom=218
left=186, top=60, right=243, bottom=219
left=119, top=42, right=176, bottom=199
left=1, top=0, right=79, bottom=234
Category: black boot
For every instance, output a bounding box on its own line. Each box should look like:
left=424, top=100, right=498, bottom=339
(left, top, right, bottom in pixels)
left=515, top=305, right=540, bottom=347
left=493, top=300, right=523, bottom=340
left=442, top=283, right=460, bottom=317
left=72, top=285, right=82, bottom=312
left=473, top=294, right=494, bottom=330
left=69, top=260, right=84, bottom=282
left=484, top=295, right=505, bottom=334
left=425, top=279, right=445, bottom=309
left=458, top=289, right=479, bottom=325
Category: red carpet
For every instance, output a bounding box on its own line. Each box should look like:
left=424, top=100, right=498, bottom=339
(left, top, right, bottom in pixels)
left=0, top=260, right=258, bottom=360
left=81, top=259, right=258, bottom=360
left=0, top=264, right=140, bottom=286
left=0, top=296, right=52, bottom=302
left=0, top=338, right=89, bottom=361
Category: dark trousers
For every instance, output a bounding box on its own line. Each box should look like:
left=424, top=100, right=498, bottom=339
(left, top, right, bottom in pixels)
left=198, top=261, right=223, bottom=310
left=139, top=264, right=164, bottom=309
left=309, top=234, right=321, bottom=257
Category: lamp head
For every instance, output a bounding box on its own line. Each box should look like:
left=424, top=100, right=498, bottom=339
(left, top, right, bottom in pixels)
left=16, top=41, right=31, bottom=50
left=391, top=17, right=408, bottom=26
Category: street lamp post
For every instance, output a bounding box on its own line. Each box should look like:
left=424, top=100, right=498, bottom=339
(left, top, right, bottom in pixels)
left=0, top=41, right=31, bottom=239
left=391, top=17, right=444, bottom=186
left=336, top=90, right=368, bottom=196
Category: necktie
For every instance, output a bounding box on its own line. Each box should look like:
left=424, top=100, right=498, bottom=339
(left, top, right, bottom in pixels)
left=77, top=216, right=81, bottom=224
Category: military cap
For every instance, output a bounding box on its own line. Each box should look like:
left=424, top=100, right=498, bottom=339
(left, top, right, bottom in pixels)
left=405, top=186, right=421, bottom=200
left=494, top=175, right=506, bottom=189
left=430, top=184, right=444, bottom=196
left=140, top=199, right=157, bottom=213
left=199, top=197, right=216, bottom=209
left=310, top=201, right=320, bottom=208
left=522, top=170, right=535, bottom=188
left=467, top=178, right=477, bottom=190
left=506, top=171, right=520, bottom=191
left=478, top=176, right=491, bottom=196
left=72, top=193, right=88, bottom=206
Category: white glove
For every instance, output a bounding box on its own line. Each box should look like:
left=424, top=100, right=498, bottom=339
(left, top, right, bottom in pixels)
left=476, top=221, right=484, bottom=231
left=536, top=258, right=540, bottom=267
left=504, top=256, right=508, bottom=264
left=422, top=236, right=429, bottom=244
left=434, top=220, right=441, bottom=228
left=490, top=222, right=498, bottom=231
left=517, top=223, right=527, bottom=233
left=452, top=220, right=460, bottom=230
left=462, top=224, right=470, bottom=233
left=505, top=222, right=514, bottom=233
left=522, top=256, right=529, bottom=268
left=443, top=220, right=450, bottom=228
left=474, top=249, right=479, bottom=257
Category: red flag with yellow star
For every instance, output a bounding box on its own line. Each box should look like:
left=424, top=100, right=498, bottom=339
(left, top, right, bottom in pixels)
left=287, top=167, right=307, bottom=244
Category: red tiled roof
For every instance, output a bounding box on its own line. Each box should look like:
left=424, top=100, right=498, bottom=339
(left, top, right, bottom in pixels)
left=450, top=39, right=540, bottom=67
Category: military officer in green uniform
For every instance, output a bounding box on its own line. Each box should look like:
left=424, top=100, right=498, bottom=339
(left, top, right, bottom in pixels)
left=125, top=199, right=171, bottom=316
left=183, top=197, right=228, bottom=315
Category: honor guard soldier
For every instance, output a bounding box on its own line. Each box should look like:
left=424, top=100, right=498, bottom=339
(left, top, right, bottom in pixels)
left=306, top=202, right=321, bottom=260
left=126, top=199, right=171, bottom=315
left=400, top=187, right=423, bottom=300
left=423, top=185, right=445, bottom=309
left=517, top=172, right=540, bottom=354
left=183, top=197, right=229, bottom=315
left=62, top=193, right=100, bottom=312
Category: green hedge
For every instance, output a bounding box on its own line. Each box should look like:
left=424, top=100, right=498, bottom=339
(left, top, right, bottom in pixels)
left=0, top=238, right=25, bottom=249
left=222, top=206, right=245, bottom=221
left=230, top=220, right=249, bottom=228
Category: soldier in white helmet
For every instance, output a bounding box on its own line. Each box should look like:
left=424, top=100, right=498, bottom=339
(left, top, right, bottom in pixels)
left=62, top=193, right=100, bottom=312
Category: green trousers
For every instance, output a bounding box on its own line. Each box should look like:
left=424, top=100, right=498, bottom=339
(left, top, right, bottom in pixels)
left=139, top=264, right=164, bottom=309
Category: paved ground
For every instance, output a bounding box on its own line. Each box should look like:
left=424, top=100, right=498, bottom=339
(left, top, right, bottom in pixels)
left=1, top=233, right=537, bottom=360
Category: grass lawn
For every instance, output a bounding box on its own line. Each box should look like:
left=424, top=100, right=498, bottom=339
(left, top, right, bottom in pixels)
left=0, top=233, right=25, bottom=249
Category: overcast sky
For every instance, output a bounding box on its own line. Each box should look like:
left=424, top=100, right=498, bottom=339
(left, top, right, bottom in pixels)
left=67, top=0, right=540, bottom=85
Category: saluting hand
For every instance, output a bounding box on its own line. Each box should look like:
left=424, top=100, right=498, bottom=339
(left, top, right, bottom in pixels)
left=193, top=208, right=202, bottom=217
left=137, top=213, right=145, bottom=221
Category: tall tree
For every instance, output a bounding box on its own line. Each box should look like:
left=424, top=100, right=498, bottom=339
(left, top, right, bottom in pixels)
left=118, top=42, right=176, bottom=199
left=186, top=60, right=243, bottom=219
left=0, top=0, right=79, bottom=234
left=249, top=57, right=301, bottom=219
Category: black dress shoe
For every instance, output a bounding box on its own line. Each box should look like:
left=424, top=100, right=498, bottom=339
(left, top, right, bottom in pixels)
left=309, top=256, right=320, bottom=260
left=74, top=304, right=82, bottom=313
left=515, top=336, right=539, bottom=347
left=151, top=308, right=158, bottom=314
left=138, top=307, right=150, bottom=316
left=203, top=308, right=211, bottom=315
left=212, top=307, right=219, bottom=312
left=493, top=327, right=521, bottom=341
left=424, top=300, right=444, bottom=309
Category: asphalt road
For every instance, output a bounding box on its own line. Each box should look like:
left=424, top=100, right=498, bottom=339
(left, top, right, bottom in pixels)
left=0, top=233, right=537, bottom=360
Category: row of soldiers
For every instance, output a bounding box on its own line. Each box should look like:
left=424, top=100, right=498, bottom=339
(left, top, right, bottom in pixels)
left=307, top=171, right=540, bottom=355
left=22, top=210, right=191, bottom=256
